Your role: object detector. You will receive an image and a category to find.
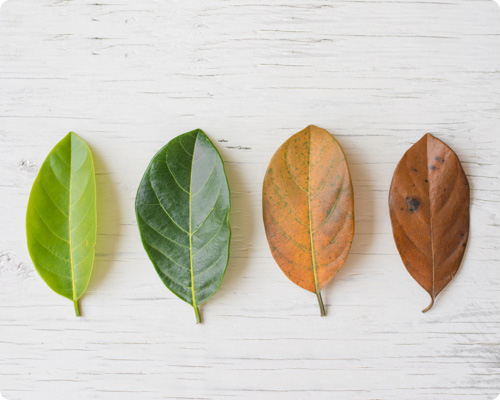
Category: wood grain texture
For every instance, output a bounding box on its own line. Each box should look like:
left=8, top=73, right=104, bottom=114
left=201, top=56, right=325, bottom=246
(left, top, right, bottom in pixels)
left=0, top=0, right=499, bottom=399
left=389, top=133, right=470, bottom=312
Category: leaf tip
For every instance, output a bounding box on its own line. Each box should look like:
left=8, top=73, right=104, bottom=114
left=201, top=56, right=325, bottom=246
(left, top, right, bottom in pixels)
left=193, top=128, right=206, bottom=137
left=65, top=131, right=86, bottom=146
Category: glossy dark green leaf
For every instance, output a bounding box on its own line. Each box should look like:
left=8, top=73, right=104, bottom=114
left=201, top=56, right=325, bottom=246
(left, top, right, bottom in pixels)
left=26, top=132, right=97, bottom=316
left=135, top=129, right=231, bottom=323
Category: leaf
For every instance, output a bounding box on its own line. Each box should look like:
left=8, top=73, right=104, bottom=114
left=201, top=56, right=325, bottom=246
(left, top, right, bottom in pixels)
left=135, top=129, right=231, bottom=324
left=262, top=125, right=355, bottom=316
left=26, top=132, right=97, bottom=316
left=389, top=133, right=470, bottom=312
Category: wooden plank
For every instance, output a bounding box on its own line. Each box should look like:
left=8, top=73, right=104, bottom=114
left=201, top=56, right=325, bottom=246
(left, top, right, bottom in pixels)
left=0, top=0, right=499, bottom=399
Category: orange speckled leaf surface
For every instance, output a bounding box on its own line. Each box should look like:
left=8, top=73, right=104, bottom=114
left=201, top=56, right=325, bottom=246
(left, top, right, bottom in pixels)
left=262, top=125, right=354, bottom=316
left=389, top=133, right=470, bottom=312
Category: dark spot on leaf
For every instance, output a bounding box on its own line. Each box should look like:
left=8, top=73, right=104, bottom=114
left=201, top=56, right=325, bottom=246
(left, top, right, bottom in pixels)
left=424, top=179, right=428, bottom=183
left=406, top=197, right=420, bottom=212
left=413, top=168, right=418, bottom=172
left=429, top=165, right=435, bottom=170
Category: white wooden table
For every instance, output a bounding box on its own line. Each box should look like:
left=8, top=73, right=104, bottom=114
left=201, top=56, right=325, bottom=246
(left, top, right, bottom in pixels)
left=1, top=1, right=499, bottom=399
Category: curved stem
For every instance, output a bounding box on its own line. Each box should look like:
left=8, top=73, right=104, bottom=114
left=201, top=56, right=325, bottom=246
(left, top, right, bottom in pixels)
left=194, top=306, right=201, bottom=323
left=73, top=300, right=81, bottom=317
left=316, top=290, right=326, bottom=316
left=422, top=296, right=434, bottom=313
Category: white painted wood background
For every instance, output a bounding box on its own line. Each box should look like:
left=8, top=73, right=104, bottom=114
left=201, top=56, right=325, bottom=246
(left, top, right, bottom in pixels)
left=0, top=0, right=499, bottom=399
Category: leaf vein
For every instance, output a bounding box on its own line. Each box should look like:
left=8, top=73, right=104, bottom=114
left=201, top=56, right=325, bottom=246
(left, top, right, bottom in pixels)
left=32, top=202, right=69, bottom=243
left=179, top=137, right=194, bottom=156
left=316, top=211, right=352, bottom=254
left=192, top=165, right=217, bottom=197
left=269, top=214, right=311, bottom=254
left=192, top=186, right=223, bottom=234
left=270, top=181, right=308, bottom=227
left=73, top=249, right=93, bottom=267
left=164, top=154, right=189, bottom=194
left=193, top=252, right=225, bottom=279
left=148, top=180, right=189, bottom=235
left=313, top=186, right=345, bottom=233
left=137, top=212, right=189, bottom=249
left=193, top=220, right=226, bottom=256
left=30, top=232, right=70, bottom=263
left=144, top=241, right=190, bottom=272
left=310, top=160, right=337, bottom=200
left=284, top=143, right=308, bottom=193
left=70, top=201, right=94, bottom=233
left=39, top=181, right=69, bottom=218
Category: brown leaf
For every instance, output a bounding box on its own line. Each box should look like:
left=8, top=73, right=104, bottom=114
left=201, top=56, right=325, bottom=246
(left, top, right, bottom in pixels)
left=262, top=125, right=355, bottom=316
left=389, top=133, right=470, bottom=312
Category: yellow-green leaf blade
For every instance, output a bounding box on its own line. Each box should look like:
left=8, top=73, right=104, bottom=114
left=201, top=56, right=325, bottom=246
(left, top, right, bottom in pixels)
left=26, top=132, right=97, bottom=316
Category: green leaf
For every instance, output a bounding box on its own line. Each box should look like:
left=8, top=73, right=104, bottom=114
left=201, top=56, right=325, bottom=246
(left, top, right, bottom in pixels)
left=26, top=132, right=97, bottom=317
left=135, top=129, right=231, bottom=323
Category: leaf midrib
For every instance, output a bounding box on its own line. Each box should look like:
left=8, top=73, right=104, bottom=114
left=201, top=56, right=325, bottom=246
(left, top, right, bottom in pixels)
left=68, top=137, right=77, bottom=303
left=307, top=131, right=320, bottom=294
left=426, top=137, right=436, bottom=305
left=188, top=133, right=197, bottom=312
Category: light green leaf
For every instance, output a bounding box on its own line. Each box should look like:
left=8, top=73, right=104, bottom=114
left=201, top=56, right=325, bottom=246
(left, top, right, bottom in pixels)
left=135, top=129, right=231, bottom=323
left=26, top=132, right=97, bottom=316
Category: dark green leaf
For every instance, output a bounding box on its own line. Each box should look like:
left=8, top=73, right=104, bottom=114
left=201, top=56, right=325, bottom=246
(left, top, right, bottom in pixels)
left=135, top=129, right=231, bottom=323
left=26, top=132, right=97, bottom=316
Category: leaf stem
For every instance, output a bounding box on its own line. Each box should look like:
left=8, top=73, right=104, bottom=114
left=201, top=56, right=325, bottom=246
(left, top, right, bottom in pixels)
left=422, top=296, right=434, bottom=313
left=74, top=300, right=81, bottom=317
left=316, top=290, right=326, bottom=316
left=194, top=306, right=201, bottom=324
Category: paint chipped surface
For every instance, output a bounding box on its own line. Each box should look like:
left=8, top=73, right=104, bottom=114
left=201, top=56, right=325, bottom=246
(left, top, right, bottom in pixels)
left=17, top=159, right=38, bottom=176
left=0, top=251, right=33, bottom=282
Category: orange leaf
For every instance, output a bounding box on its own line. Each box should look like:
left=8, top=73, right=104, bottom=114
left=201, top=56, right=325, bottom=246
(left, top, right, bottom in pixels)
left=389, top=133, right=470, bottom=312
left=262, top=125, right=355, bottom=316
